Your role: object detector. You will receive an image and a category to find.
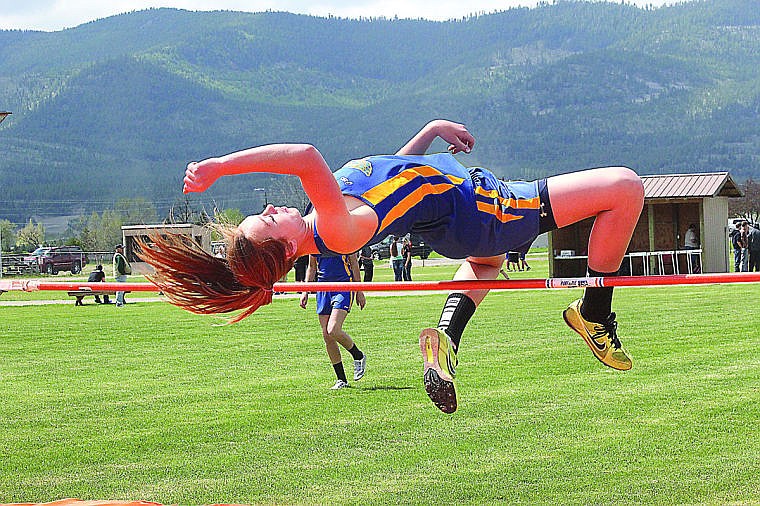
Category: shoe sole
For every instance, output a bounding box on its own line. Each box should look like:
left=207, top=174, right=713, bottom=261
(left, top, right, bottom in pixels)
left=419, top=328, right=457, bottom=414
left=562, top=309, right=631, bottom=371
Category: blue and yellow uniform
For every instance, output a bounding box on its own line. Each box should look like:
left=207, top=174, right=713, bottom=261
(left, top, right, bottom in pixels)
left=314, top=254, right=355, bottom=315
left=314, top=153, right=551, bottom=259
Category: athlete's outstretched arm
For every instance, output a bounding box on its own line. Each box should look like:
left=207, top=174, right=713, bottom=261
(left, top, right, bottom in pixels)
left=183, top=143, right=352, bottom=226
left=184, top=143, right=338, bottom=195
left=396, top=120, right=475, bottom=156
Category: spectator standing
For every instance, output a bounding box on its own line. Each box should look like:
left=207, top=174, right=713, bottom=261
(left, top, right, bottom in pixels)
left=87, top=264, right=110, bottom=304
left=506, top=251, right=520, bottom=271
left=730, top=226, right=743, bottom=272
left=293, top=255, right=309, bottom=282
left=402, top=236, right=413, bottom=281
left=519, top=251, right=531, bottom=271
left=747, top=223, right=760, bottom=272
left=741, top=222, right=750, bottom=272
left=113, top=244, right=132, bottom=307
left=390, top=236, right=404, bottom=281
left=358, top=245, right=374, bottom=282
left=684, top=224, right=699, bottom=249
left=683, top=223, right=700, bottom=273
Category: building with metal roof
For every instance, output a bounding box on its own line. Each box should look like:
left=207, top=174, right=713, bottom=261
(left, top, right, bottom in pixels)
left=642, top=172, right=742, bottom=200
left=550, top=172, right=742, bottom=276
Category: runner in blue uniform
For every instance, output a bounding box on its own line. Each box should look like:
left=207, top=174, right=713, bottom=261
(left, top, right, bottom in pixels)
left=140, top=119, right=644, bottom=414
left=299, top=253, right=367, bottom=390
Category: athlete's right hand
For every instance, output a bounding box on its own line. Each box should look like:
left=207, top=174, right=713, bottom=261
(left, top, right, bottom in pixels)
left=183, top=159, right=222, bottom=194
left=299, top=292, right=308, bottom=309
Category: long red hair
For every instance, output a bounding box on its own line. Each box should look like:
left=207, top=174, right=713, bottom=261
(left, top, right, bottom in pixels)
left=136, top=226, right=295, bottom=323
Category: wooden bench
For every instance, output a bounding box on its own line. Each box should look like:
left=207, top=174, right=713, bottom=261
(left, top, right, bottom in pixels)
left=67, top=289, right=129, bottom=305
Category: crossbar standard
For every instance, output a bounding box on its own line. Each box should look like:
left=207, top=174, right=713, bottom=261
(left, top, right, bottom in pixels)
left=3, top=273, right=760, bottom=295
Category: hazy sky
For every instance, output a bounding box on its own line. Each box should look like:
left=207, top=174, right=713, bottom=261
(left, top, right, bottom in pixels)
left=0, top=0, right=679, bottom=31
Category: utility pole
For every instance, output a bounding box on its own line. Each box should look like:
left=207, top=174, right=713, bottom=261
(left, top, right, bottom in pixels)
left=254, top=188, right=268, bottom=211
left=0, top=112, right=9, bottom=277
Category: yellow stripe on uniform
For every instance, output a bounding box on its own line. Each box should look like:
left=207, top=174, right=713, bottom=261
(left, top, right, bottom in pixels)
left=360, top=165, right=465, bottom=232
left=362, top=166, right=465, bottom=206
left=378, top=182, right=458, bottom=232
left=474, top=186, right=541, bottom=210
left=476, top=201, right=525, bottom=223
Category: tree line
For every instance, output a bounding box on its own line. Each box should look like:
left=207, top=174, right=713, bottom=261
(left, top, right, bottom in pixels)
left=0, top=174, right=308, bottom=253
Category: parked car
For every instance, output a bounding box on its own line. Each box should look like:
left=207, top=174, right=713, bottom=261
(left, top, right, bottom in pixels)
left=369, top=234, right=433, bottom=260
left=23, top=246, right=88, bottom=274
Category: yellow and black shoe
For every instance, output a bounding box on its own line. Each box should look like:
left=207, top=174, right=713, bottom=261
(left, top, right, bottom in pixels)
left=563, top=298, right=632, bottom=371
left=419, top=327, right=458, bottom=413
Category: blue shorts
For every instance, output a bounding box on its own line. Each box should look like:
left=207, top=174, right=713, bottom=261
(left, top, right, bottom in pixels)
left=316, top=291, right=353, bottom=315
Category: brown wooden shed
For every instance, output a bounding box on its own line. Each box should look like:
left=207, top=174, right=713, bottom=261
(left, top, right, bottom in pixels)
left=549, top=172, right=742, bottom=277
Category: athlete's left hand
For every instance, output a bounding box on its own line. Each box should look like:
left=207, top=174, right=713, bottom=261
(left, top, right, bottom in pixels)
left=433, top=120, right=475, bottom=154
left=356, top=291, right=366, bottom=309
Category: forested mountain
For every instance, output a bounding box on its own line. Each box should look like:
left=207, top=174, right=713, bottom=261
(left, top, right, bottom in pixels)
left=0, top=0, right=758, bottom=224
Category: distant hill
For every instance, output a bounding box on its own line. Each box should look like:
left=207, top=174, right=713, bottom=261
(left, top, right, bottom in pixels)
left=1, top=1, right=758, bottom=223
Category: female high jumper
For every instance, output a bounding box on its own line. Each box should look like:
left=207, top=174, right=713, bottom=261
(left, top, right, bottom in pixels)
left=138, top=119, right=644, bottom=414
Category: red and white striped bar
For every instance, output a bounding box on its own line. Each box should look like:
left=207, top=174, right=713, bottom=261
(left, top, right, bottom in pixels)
left=3, top=272, right=760, bottom=294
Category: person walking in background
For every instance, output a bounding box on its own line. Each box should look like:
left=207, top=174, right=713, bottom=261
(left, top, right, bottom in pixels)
left=113, top=244, right=131, bottom=307
left=359, top=244, right=374, bottom=282
left=87, top=264, right=110, bottom=304
left=402, top=235, right=413, bottom=281
left=747, top=223, right=760, bottom=272
left=390, top=236, right=404, bottom=281
left=300, top=253, right=367, bottom=390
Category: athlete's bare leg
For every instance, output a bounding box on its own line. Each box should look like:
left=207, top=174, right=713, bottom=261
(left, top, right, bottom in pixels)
left=547, top=166, right=643, bottom=272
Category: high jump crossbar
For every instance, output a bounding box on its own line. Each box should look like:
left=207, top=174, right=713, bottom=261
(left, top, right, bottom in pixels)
left=3, top=273, right=760, bottom=295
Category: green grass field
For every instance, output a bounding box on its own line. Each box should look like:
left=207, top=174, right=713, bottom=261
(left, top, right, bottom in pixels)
left=2, top=262, right=760, bottom=504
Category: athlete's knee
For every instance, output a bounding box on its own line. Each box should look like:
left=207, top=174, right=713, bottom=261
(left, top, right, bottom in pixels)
left=324, top=326, right=343, bottom=341
left=609, top=166, right=644, bottom=207
left=465, top=255, right=505, bottom=268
